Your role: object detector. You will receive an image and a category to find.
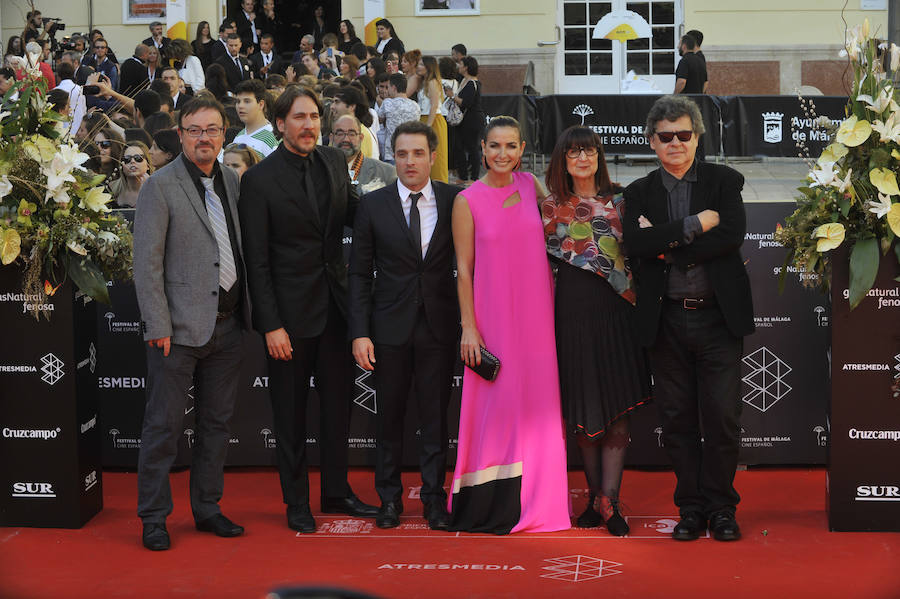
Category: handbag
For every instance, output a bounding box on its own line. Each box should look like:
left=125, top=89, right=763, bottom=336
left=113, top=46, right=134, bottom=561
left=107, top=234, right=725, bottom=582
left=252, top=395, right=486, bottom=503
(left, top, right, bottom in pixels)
left=443, top=95, right=464, bottom=126
left=464, top=346, right=501, bottom=381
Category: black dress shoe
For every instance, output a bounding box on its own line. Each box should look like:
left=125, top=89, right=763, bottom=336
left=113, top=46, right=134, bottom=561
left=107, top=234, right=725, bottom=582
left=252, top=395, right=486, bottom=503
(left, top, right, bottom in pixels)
left=322, top=494, right=379, bottom=518
left=423, top=502, right=450, bottom=531
left=598, top=496, right=629, bottom=537
left=287, top=505, right=316, bottom=533
left=672, top=512, right=706, bottom=541
left=375, top=501, right=402, bottom=529
left=195, top=513, right=244, bottom=537
left=142, top=522, right=170, bottom=551
left=575, top=493, right=603, bottom=528
left=709, top=511, right=742, bottom=541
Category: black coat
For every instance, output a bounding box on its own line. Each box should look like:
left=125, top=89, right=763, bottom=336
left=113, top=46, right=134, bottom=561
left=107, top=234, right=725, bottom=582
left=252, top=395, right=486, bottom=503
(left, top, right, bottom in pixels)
left=622, top=161, right=755, bottom=346
left=238, top=144, right=359, bottom=337
left=119, top=56, right=148, bottom=97
left=378, top=38, right=405, bottom=59
left=214, top=53, right=253, bottom=89
left=348, top=181, right=462, bottom=346
left=142, top=36, right=171, bottom=59
left=249, top=50, right=285, bottom=79
left=209, top=38, right=229, bottom=63
left=234, top=11, right=259, bottom=54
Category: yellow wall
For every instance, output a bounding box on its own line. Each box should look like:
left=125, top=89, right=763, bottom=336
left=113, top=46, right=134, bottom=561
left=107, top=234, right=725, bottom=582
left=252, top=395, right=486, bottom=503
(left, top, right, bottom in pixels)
left=1, top=0, right=220, bottom=57
left=341, top=0, right=556, bottom=52
left=685, top=0, right=888, bottom=47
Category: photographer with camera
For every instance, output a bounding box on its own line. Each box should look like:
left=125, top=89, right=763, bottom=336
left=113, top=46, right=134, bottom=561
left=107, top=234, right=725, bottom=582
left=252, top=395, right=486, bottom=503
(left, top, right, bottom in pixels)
left=23, top=10, right=52, bottom=44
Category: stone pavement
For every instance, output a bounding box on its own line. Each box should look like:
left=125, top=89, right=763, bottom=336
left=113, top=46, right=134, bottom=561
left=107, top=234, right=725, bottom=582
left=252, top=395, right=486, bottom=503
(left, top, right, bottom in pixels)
left=522, top=157, right=811, bottom=204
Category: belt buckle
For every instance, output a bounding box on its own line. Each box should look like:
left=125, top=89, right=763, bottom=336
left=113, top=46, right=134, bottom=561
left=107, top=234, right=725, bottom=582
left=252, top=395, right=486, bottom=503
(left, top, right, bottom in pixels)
left=683, top=298, right=700, bottom=310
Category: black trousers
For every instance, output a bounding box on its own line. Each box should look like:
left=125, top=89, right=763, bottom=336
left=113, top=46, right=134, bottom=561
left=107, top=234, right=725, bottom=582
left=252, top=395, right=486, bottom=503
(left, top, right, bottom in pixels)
left=648, top=302, right=743, bottom=517
left=137, top=316, right=242, bottom=524
left=458, top=117, right=483, bottom=181
left=267, top=300, right=352, bottom=509
left=374, top=309, right=455, bottom=506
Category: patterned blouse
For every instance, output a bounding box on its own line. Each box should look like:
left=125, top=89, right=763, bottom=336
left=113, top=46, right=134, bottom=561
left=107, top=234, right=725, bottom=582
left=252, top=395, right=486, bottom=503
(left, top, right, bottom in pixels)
left=541, top=192, right=636, bottom=305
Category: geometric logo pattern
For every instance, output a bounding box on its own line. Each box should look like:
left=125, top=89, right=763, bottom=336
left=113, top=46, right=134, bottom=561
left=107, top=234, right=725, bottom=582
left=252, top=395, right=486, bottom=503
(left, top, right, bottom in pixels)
left=741, top=347, right=792, bottom=412
left=354, top=366, right=377, bottom=414
left=40, top=352, right=65, bottom=385
left=893, top=353, right=900, bottom=400
left=88, top=342, right=97, bottom=373
left=541, top=555, right=622, bottom=582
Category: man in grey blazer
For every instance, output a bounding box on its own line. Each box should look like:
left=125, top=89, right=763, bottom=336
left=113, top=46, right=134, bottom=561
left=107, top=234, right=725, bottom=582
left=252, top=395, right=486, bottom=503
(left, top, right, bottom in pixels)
left=133, top=95, right=251, bottom=551
left=331, top=114, right=397, bottom=195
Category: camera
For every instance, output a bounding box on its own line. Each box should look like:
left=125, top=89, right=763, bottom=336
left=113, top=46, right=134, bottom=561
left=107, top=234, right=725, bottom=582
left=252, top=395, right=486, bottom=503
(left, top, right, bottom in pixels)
left=42, top=18, right=65, bottom=32
left=58, top=33, right=84, bottom=52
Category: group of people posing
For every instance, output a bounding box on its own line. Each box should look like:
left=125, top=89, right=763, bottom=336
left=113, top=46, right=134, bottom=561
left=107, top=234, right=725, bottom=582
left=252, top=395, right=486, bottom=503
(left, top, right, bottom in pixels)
left=132, top=88, right=754, bottom=552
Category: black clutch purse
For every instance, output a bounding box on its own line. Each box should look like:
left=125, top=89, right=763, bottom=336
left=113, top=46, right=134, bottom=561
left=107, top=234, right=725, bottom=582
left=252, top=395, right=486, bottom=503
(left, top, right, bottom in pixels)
left=465, top=346, right=501, bottom=382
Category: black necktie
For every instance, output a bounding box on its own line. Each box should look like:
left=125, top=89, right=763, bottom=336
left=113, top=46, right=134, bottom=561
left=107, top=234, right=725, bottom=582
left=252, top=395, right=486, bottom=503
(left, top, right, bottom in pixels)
left=409, top=192, right=422, bottom=259
left=234, top=56, right=243, bottom=79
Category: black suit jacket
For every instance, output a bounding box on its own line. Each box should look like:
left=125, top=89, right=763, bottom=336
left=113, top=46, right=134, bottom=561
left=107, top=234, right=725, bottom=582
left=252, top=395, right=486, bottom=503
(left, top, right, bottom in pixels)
left=215, top=53, right=253, bottom=89
left=142, top=36, right=171, bottom=59
left=119, top=56, right=148, bottom=97
left=379, top=38, right=405, bottom=59
left=348, top=181, right=462, bottom=346
left=239, top=144, right=359, bottom=337
left=249, top=51, right=285, bottom=78
left=234, top=11, right=260, bottom=53
left=210, top=39, right=229, bottom=63
left=622, top=161, right=754, bottom=346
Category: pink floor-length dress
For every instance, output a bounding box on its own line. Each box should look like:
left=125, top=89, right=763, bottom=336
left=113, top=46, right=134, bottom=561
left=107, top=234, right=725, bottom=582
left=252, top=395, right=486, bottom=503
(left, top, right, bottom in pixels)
left=448, top=171, right=571, bottom=534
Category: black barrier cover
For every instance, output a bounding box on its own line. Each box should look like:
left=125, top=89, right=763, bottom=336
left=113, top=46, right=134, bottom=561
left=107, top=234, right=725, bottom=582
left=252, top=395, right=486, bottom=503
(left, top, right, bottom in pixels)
left=828, top=248, right=900, bottom=531
left=626, top=202, right=829, bottom=466
left=734, top=96, right=848, bottom=158
left=535, top=94, right=721, bottom=156
left=0, top=269, right=102, bottom=527
left=97, top=205, right=829, bottom=469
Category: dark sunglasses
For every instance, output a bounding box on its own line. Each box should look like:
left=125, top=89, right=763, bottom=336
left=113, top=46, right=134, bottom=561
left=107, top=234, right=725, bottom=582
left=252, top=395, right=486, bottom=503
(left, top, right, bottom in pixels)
left=122, top=155, right=145, bottom=164
left=96, top=140, right=112, bottom=149
left=94, top=45, right=107, bottom=50
left=656, top=130, right=693, bottom=143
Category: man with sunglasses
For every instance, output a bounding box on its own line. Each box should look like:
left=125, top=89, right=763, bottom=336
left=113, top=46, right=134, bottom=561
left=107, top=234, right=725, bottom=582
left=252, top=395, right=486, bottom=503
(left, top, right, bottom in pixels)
left=80, top=37, right=119, bottom=91
left=623, top=95, right=754, bottom=543
left=134, top=96, right=251, bottom=550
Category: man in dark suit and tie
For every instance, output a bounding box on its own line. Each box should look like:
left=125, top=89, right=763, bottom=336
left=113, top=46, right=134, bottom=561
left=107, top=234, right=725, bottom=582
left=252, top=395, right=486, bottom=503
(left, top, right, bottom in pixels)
left=133, top=96, right=250, bottom=551
left=249, top=33, right=284, bottom=79
left=238, top=85, right=378, bottom=533
left=215, top=34, right=251, bottom=89
left=349, top=120, right=462, bottom=530
left=623, top=95, right=754, bottom=543
left=235, top=0, right=261, bottom=56
left=210, top=21, right=235, bottom=63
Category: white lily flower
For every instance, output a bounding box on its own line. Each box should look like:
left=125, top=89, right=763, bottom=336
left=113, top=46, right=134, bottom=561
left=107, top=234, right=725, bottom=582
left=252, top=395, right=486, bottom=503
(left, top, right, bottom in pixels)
left=857, top=87, right=899, bottom=114
left=42, top=164, right=76, bottom=195
left=809, top=165, right=838, bottom=188
left=46, top=185, right=70, bottom=205
left=866, top=193, right=893, bottom=218
left=0, top=175, right=12, bottom=199
left=829, top=168, right=853, bottom=193
left=57, top=143, right=90, bottom=170
left=871, top=113, right=900, bottom=143
left=97, top=231, right=120, bottom=244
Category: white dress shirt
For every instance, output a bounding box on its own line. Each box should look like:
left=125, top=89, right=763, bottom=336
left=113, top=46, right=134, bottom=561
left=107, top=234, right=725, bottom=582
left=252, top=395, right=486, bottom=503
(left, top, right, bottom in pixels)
left=243, top=10, right=259, bottom=44
left=53, top=78, right=86, bottom=137
left=396, top=178, right=438, bottom=259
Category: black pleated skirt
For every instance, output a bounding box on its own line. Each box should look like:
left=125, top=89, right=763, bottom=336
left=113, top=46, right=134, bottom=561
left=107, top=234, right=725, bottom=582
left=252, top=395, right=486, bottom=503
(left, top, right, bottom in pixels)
left=554, top=263, right=652, bottom=438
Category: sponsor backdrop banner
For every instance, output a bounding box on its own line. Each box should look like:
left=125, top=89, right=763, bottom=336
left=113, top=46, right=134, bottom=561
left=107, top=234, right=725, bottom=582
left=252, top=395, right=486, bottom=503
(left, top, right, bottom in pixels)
left=828, top=247, right=900, bottom=531
left=0, top=268, right=102, bottom=528
left=733, top=96, right=848, bottom=158
left=96, top=206, right=828, bottom=470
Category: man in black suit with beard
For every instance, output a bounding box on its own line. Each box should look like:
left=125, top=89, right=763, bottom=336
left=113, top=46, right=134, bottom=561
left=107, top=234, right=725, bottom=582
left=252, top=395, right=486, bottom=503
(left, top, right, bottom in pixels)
left=238, top=85, right=378, bottom=533
left=623, top=95, right=754, bottom=543
left=348, top=120, right=462, bottom=530
left=215, top=34, right=252, bottom=89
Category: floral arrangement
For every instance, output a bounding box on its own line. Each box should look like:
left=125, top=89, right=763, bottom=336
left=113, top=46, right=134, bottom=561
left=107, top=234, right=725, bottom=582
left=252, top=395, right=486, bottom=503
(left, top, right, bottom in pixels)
left=0, top=55, right=132, bottom=318
left=775, top=19, right=900, bottom=309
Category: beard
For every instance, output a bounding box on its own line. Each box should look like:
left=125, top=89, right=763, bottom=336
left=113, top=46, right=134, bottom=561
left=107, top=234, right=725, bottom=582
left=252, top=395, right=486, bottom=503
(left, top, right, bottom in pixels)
left=339, top=143, right=359, bottom=159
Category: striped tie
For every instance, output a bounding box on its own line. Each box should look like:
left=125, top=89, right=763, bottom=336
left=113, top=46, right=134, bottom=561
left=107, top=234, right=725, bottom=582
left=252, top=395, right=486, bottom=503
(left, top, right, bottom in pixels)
left=200, top=177, right=237, bottom=291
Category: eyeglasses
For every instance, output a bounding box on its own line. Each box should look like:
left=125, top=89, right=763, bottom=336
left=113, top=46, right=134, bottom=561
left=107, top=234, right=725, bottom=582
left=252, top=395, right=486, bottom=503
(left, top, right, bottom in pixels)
left=332, top=129, right=360, bottom=138
left=96, top=140, right=112, bottom=149
left=565, top=147, right=599, bottom=159
left=226, top=143, right=249, bottom=151
left=122, top=155, right=145, bottom=164
left=94, top=45, right=107, bottom=50
left=181, top=126, right=224, bottom=138
left=655, top=130, right=694, bottom=143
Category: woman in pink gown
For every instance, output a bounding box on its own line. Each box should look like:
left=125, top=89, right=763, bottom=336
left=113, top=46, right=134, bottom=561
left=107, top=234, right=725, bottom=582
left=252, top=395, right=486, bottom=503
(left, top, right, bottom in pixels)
left=448, top=116, right=570, bottom=534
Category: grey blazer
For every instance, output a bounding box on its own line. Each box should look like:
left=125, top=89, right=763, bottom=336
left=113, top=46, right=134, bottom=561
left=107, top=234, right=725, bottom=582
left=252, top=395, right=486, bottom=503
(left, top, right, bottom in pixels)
left=133, top=157, right=250, bottom=347
left=357, top=157, right=397, bottom=191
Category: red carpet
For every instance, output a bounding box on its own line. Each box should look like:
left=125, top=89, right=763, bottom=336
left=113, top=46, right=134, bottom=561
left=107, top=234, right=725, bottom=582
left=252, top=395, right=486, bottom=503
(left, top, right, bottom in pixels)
left=1, top=468, right=899, bottom=599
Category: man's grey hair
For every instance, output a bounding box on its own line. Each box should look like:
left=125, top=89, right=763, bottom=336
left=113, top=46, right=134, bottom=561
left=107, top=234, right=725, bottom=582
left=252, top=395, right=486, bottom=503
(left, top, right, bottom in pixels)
left=149, top=21, right=163, bottom=29
left=333, top=113, right=361, bottom=132
left=301, top=34, right=315, bottom=45
left=134, top=44, right=150, bottom=58
left=62, top=51, right=81, bottom=64
left=644, top=95, right=706, bottom=138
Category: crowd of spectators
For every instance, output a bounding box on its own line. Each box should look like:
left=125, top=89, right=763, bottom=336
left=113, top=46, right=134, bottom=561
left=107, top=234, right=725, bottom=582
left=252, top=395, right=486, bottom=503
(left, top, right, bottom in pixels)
left=2, top=6, right=489, bottom=208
